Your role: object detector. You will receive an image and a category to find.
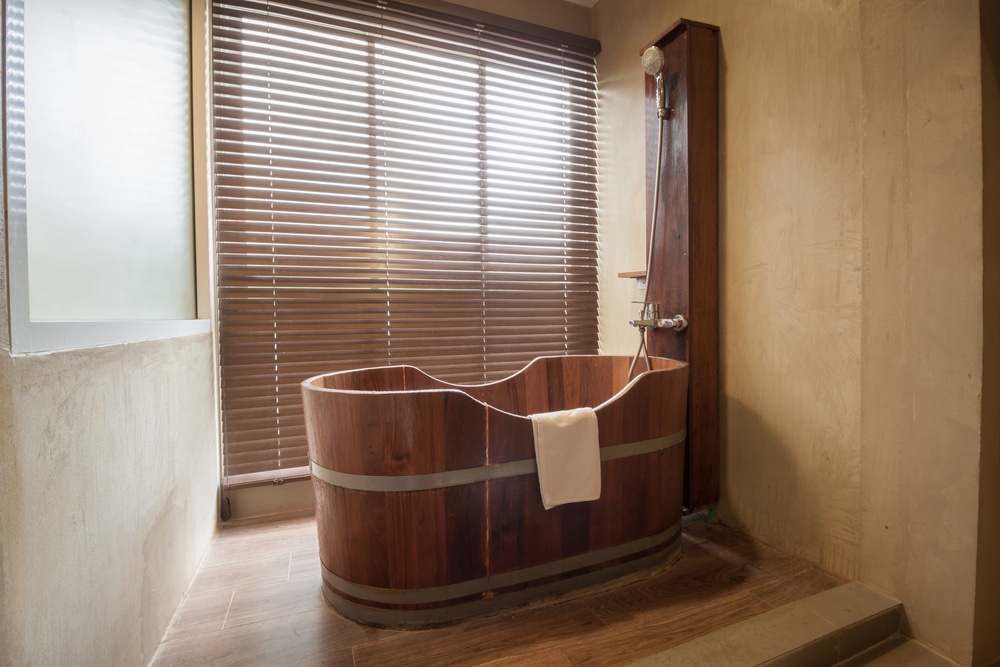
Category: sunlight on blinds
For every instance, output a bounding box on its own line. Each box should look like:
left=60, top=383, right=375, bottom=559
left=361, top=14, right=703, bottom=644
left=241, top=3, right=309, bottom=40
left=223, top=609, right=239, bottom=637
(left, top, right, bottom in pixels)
left=213, top=0, right=599, bottom=481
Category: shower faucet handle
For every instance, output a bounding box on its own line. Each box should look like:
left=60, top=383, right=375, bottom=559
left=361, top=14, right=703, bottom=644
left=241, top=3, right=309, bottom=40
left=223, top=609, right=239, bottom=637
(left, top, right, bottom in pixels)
left=629, top=311, right=687, bottom=331
left=629, top=301, right=661, bottom=328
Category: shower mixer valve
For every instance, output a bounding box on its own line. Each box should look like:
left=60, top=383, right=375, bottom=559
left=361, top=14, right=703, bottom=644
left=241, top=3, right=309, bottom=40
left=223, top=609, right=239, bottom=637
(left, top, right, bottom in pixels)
left=629, top=302, right=688, bottom=331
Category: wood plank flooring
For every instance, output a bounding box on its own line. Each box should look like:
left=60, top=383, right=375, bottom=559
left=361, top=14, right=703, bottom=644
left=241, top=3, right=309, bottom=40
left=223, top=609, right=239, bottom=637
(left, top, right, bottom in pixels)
left=150, top=513, right=843, bottom=667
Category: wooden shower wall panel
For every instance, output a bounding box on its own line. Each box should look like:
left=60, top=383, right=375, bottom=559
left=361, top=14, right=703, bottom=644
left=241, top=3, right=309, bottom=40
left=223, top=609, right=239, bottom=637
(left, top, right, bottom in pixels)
left=643, top=19, right=720, bottom=510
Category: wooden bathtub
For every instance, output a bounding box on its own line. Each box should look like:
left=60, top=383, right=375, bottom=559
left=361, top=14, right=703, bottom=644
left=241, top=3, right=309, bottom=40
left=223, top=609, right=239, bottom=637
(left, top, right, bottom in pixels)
left=301, top=354, right=689, bottom=627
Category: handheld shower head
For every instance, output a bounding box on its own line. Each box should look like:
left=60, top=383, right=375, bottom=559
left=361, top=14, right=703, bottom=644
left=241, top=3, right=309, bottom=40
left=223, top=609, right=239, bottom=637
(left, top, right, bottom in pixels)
left=641, top=46, right=664, bottom=76
left=641, top=46, right=669, bottom=120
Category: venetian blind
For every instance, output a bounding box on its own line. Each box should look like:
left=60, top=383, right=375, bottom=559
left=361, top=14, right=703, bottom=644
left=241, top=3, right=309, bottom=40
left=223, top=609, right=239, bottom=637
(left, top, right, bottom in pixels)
left=212, top=0, right=600, bottom=483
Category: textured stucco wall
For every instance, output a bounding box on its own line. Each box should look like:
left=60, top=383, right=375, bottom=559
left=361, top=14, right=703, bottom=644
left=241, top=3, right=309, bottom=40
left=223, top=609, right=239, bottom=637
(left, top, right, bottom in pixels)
left=0, top=336, right=218, bottom=667
left=593, top=0, right=987, bottom=663
left=0, top=4, right=218, bottom=663
left=858, top=2, right=983, bottom=663
left=592, top=0, right=863, bottom=579
left=0, top=190, right=9, bottom=661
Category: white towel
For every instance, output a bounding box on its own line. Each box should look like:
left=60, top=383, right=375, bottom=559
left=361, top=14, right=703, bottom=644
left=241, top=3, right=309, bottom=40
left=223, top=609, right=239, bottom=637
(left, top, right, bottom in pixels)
left=529, top=407, right=601, bottom=510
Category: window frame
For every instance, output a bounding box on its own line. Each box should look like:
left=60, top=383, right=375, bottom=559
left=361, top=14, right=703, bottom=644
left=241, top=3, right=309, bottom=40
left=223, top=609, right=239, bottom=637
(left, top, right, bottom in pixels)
left=3, top=0, right=211, bottom=355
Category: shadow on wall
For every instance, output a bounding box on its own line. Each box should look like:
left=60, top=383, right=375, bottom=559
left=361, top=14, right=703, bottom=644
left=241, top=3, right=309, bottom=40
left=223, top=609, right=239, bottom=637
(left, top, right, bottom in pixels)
left=717, top=26, right=729, bottom=266
left=710, top=17, right=859, bottom=581
left=718, top=396, right=813, bottom=558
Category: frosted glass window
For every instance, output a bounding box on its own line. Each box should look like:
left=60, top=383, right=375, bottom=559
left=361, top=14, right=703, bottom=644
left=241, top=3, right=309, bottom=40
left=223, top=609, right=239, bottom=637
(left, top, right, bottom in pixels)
left=23, top=0, right=195, bottom=321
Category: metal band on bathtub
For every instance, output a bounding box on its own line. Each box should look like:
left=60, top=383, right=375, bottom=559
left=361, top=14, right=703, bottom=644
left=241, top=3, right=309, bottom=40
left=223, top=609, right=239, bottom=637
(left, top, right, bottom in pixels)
left=320, top=519, right=682, bottom=606
left=309, top=428, right=686, bottom=493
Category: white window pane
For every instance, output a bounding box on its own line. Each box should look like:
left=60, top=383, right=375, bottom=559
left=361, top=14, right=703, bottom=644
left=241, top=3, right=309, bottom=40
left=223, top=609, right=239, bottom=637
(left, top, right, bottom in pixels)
left=24, top=0, right=195, bottom=321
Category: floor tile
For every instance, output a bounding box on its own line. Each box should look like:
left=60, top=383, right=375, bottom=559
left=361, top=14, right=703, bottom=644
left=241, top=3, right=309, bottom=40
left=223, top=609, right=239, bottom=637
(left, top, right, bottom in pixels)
left=152, top=514, right=848, bottom=667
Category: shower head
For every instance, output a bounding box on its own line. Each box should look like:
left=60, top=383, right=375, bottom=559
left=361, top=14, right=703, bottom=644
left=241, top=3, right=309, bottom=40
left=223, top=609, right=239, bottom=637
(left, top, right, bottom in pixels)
left=642, top=46, right=669, bottom=120
left=641, top=46, right=664, bottom=77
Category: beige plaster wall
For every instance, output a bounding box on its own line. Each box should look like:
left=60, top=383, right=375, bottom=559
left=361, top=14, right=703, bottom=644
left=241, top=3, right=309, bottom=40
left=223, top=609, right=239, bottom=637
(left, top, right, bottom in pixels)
left=592, top=0, right=863, bottom=579
left=593, top=0, right=988, bottom=662
left=0, top=136, right=9, bottom=663
left=0, top=336, right=218, bottom=667
left=858, top=1, right=983, bottom=663
left=975, top=1, right=1000, bottom=664
left=0, top=5, right=218, bottom=664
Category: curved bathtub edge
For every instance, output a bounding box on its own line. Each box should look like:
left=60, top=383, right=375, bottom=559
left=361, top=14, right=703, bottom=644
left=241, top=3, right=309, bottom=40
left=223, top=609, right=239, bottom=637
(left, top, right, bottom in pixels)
left=300, top=355, right=688, bottom=398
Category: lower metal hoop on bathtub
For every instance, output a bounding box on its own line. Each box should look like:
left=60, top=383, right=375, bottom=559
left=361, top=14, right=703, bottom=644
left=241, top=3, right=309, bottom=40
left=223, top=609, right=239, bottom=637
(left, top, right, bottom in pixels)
left=319, top=521, right=683, bottom=628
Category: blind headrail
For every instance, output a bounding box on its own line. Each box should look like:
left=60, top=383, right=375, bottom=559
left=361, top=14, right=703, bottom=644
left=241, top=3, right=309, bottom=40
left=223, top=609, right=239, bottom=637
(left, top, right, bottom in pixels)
left=385, top=0, right=601, bottom=56
left=252, top=0, right=601, bottom=55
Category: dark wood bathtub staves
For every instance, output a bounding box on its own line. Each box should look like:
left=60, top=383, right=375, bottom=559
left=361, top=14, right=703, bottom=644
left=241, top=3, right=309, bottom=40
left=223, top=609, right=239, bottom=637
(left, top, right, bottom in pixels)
left=301, top=355, right=689, bottom=628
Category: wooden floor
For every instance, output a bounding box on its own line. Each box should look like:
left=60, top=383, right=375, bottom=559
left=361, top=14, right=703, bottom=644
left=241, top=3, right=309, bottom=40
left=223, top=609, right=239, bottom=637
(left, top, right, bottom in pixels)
left=151, top=513, right=844, bottom=667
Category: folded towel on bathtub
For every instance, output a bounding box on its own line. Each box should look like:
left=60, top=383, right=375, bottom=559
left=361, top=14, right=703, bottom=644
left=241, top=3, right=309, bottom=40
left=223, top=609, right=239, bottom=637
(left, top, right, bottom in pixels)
left=529, top=407, right=601, bottom=510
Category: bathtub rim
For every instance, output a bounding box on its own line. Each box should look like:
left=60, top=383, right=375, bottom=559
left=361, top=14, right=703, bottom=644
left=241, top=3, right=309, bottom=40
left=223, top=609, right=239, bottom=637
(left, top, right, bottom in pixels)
left=300, top=354, right=689, bottom=419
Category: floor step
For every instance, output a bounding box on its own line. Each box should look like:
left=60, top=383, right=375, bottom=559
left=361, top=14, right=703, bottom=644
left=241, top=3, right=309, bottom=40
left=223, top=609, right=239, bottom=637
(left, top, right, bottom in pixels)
left=626, top=581, right=902, bottom=667
left=836, top=635, right=959, bottom=666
